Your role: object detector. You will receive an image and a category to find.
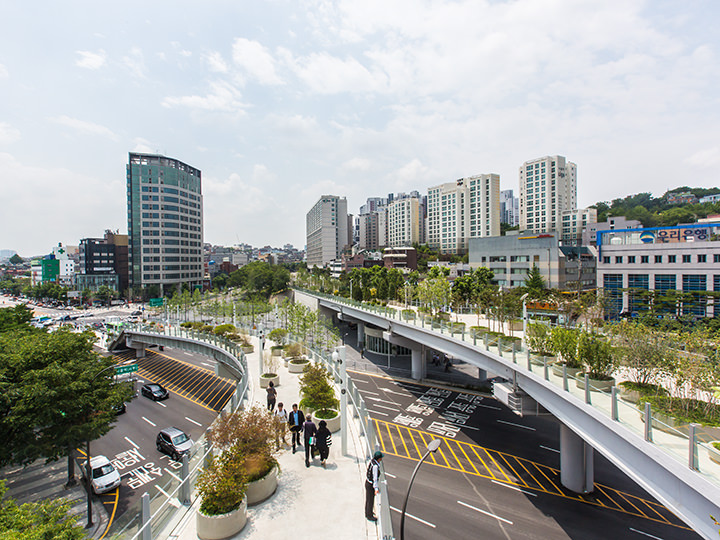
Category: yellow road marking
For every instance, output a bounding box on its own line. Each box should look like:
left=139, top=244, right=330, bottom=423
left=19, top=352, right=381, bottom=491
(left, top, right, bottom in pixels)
left=99, top=488, right=120, bottom=540
left=468, top=443, right=498, bottom=480
left=496, top=453, right=528, bottom=487
left=615, top=489, right=652, bottom=520
left=532, top=463, right=564, bottom=496
left=484, top=448, right=512, bottom=483
left=137, top=368, right=218, bottom=412
left=398, top=425, right=412, bottom=458
left=386, top=423, right=399, bottom=455
left=456, top=441, right=481, bottom=476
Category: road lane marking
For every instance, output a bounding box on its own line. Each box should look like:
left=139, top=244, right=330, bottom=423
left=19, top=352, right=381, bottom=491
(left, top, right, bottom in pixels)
left=361, top=390, right=380, bottom=395
left=155, top=485, right=181, bottom=508
left=491, top=480, right=537, bottom=497
left=373, top=404, right=401, bottom=412
left=540, top=445, right=559, bottom=453
left=157, top=402, right=167, bottom=408
left=164, top=468, right=181, bottom=481
left=476, top=403, right=501, bottom=410
left=353, top=378, right=370, bottom=383
left=629, top=528, right=664, bottom=540
left=142, top=416, right=156, bottom=427
left=368, top=409, right=390, bottom=416
left=124, top=437, right=139, bottom=449
left=383, top=389, right=409, bottom=396
left=185, top=416, right=202, bottom=426
left=497, top=420, right=536, bottom=431
left=384, top=472, right=396, bottom=478
left=457, top=500, right=513, bottom=525
left=201, top=362, right=212, bottom=367
left=366, top=396, right=398, bottom=405
left=389, top=506, right=436, bottom=528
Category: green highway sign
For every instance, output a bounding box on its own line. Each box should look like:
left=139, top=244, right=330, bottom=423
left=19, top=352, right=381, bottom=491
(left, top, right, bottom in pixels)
left=149, top=298, right=165, bottom=307
left=115, top=363, right=138, bottom=375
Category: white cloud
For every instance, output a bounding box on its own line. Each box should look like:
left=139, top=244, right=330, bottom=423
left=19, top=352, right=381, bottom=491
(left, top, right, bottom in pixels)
left=162, top=80, right=247, bottom=112
left=75, top=50, right=107, bottom=70
left=232, top=38, right=283, bottom=85
left=204, top=51, right=228, bottom=73
left=0, top=64, right=8, bottom=78
left=50, top=115, right=117, bottom=139
left=686, top=147, right=720, bottom=168
left=286, top=51, right=384, bottom=94
left=341, top=157, right=371, bottom=172
left=131, top=138, right=156, bottom=153
left=0, top=122, right=20, bottom=144
left=122, top=47, right=146, bottom=78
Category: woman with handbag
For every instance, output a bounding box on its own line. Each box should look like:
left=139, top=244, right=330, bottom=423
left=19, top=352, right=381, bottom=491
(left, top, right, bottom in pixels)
left=303, top=414, right=317, bottom=468
left=315, top=420, right=332, bottom=468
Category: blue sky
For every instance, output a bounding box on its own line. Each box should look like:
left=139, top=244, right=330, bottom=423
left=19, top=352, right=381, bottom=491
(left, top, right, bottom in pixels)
left=1, top=0, right=719, bottom=256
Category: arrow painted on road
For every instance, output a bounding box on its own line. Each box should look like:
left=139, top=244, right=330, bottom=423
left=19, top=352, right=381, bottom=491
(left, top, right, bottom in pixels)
left=366, top=396, right=398, bottom=405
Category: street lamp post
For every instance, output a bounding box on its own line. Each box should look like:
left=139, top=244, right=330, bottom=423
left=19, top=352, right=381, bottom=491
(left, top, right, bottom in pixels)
left=400, top=438, right=441, bottom=540
left=332, top=346, right=348, bottom=456
left=521, top=292, right=529, bottom=348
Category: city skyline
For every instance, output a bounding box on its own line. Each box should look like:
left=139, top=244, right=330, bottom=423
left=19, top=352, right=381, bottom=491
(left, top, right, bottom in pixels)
left=1, top=1, right=719, bottom=255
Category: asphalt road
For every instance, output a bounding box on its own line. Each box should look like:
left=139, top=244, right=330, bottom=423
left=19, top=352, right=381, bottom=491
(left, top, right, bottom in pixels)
left=352, top=371, right=700, bottom=540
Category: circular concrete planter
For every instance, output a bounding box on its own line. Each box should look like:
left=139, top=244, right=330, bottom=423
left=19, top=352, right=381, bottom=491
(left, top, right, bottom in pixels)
left=271, top=346, right=283, bottom=357
left=246, top=463, right=278, bottom=505
left=288, top=358, right=310, bottom=373
left=313, top=409, right=340, bottom=433
left=529, top=352, right=557, bottom=366
left=576, top=375, right=615, bottom=392
left=196, top=497, right=247, bottom=540
left=551, top=363, right=583, bottom=379
left=241, top=345, right=254, bottom=354
left=259, top=374, right=279, bottom=389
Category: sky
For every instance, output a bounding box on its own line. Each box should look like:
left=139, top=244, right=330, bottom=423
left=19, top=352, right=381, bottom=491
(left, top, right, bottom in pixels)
left=1, top=0, right=719, bottom=257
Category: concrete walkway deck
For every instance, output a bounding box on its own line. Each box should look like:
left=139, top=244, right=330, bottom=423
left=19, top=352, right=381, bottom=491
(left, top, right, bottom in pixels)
left=168, top=336, right=378, bottom=540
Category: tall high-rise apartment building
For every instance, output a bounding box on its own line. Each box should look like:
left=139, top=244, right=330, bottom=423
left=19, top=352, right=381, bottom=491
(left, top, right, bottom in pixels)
left=500, top=189, right=519, bottom=226
left=519, top=155, right=576, bottom=234
left=306, top=195, right=350, bottom=267
left=127, top=153, right=204, bottom=294
left=426, top=174, right=500, bottom=255
left=387, top=196, right=421, bottom=246
left=358, top=212, right=380, bottom=250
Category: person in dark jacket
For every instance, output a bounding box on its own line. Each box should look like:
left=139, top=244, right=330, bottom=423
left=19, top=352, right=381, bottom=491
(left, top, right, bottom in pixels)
left=288, top=403, right=305, bottom=454
left=315, top=419, right=332, bottom=468
left=303, top=414, right=318, bottom=467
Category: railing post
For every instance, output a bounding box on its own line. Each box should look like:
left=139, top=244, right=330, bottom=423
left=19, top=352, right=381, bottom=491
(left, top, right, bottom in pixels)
left=563, top=364, right=568, bottom=391
left=644, top=402, right=653, bottom=442
left=689, top=423, right=699, bottom=470
left=484, top=333, right=489, bottom=350
left=180, top=454, right=190, bottom=505
left=584, top=374, right=591, bottom=405
left=511, top=341, right=516, bottom=363
left=543, top=357, right=549, bottom=380
left=473, top=332, right=477, bottom=346
left=611, top=387, right=619, bottom=421
left=141, top=492, right=151, bottom=540
left=204, top=438, right=213, bottom=469
left=498, top=337, right=503, bottom=354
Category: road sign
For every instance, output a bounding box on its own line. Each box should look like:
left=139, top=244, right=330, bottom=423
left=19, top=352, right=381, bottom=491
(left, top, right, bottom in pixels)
left=115, top=363, right=138, bottom=375
left=149, top=298, right=164, bottom=307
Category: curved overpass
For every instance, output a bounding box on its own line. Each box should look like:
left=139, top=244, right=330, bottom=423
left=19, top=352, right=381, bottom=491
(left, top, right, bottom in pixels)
left=295, top=288, right=720, bottom=540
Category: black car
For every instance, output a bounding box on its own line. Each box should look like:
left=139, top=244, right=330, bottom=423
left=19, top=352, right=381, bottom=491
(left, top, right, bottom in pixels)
left=141, top=383, right=169, bottom=401
left=112, top=402, right=127, bottom=414
left=156, top=427, right=193, bottom=461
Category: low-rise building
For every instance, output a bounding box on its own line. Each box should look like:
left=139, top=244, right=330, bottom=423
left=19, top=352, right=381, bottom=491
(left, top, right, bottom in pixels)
left=383, top=247, right=417, bottom=271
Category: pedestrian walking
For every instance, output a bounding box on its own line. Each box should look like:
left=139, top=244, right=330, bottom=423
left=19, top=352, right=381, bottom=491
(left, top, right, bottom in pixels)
left=365, top=451, right=383, bottom=522
left=288, top=403, right=305, bottom=454
left=303, top=414, right=318, bottom=467
left=274, top=402, right=288, bottom=447
left=316, top=419, right=332, bottom=468
left=266, top=380, right=277, bottom=411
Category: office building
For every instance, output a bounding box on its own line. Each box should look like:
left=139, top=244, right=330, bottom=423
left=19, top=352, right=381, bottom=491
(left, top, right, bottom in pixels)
left=306, top=195, right=350, bottom=268
left=30, top=244, right=75, bottom=287
left=76, top=231, right=129, bottom=293
left=127, top=153, right=204, bottom=294
left=596, top=223, right=720, bottom=318
left=468, top=232, right=596, bottom=291
left=427, top=174, right=500, bottom=255
left=561, top=207, right=597, bottom=246
left=519, top=156, right=577, bottom=234
left=582, top=216, right=643, bottom=247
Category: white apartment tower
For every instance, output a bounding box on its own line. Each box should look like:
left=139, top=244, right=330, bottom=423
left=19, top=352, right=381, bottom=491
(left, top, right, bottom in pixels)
left=306, top=195, right=349, bottom=268
left=519, top=156, right=576, bottom=235
left=387, top=197, right=421, bottom=246
left=427, top=174, right=501, bottom=255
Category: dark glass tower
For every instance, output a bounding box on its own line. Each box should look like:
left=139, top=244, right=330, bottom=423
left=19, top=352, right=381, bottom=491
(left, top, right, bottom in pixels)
left=127, top=153, right=204, bottom=295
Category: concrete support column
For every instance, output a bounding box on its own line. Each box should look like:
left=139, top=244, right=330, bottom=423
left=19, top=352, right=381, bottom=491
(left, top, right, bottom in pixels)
left=357, top=322, right=365, bottom=348
left=477, top=368, right=487, bottom=380
left=411, top=348, right=425, bottom=381
left=560, top=423, right=594, bottom=494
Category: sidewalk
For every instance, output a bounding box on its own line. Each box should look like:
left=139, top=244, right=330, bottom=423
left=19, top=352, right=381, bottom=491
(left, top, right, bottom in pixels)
left=168, top=336, right=377, bottom=540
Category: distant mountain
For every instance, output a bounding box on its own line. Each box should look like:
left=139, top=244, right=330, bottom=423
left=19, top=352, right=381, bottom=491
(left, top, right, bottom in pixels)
left=0, top=249, right=18, bottom=260
left=590, top=186, right=720, bottom=227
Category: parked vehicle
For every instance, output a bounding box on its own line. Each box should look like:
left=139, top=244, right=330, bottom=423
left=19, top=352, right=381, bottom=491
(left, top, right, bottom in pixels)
left=86, top=455, right=121, bottom=494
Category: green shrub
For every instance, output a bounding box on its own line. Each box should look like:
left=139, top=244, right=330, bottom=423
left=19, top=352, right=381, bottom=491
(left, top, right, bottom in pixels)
left=180, top=321, right=192, bottom=328
left=284, top=342, right=303, bottom=358
left=526, top=322, right=555, bottom=356
left=197, top=449, right=248, bottom=516
left=201, top=324, right=214, bottom=333
left=578, top=331, right=615, bottom=380
left=268, top=328, right=288, bottom=343
left=213, top=323, right=236, bottom=336
left=299, top=363, right=339, bottom=412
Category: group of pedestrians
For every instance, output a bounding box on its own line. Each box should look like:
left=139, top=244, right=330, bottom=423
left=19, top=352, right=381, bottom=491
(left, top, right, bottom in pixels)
left=266, top=381, right=333, bottom=468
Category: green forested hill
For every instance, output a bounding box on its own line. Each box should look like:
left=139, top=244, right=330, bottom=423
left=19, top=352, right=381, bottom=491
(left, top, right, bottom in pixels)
left=592, top=186, right=720, bottom=227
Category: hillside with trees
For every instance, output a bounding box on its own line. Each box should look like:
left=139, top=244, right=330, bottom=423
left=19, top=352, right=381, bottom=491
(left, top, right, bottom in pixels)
left=592, top=186, right=720, bottom=227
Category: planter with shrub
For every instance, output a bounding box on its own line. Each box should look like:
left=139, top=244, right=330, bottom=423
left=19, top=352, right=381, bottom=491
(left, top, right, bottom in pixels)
left=299, top=363, right=340, bottom=433
left=576, top=331, right=616, bottom=392
left=196, top=449, right=248, bottom=540
left=526, top=322, right=556, bottom=366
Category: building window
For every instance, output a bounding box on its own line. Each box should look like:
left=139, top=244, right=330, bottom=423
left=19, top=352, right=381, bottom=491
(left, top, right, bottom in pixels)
left=655, top=255, right=662, bottom=263
left=682, top=274, right=707, bottom=316
left=603, top=256, right=610, bottom=264
left=668, top=255, right=676, bottom=263
left=615, top=256, right=622, bottom=264
left=604, top=274, right=623, bottom=317
left=682, top=254, right=691, bottom=263
left=628, top=256, right=636, bottom=264
left=715, top=254, right=720, bottom=263
left=698, top=254, right=707, bottom=263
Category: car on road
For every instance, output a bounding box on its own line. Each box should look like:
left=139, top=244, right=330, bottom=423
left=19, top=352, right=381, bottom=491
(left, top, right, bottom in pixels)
left=141, top=383, right=169, bottom=401
left=156, top=427, right=193, bottom=461
left=131, top=310, right=142, bottom=316
left=86, top=455, right=121, bottom=494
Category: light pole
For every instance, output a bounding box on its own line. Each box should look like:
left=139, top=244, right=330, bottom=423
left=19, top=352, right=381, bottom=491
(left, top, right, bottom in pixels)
left=332, top=346, right=348, bottom=455
left=521, top=292, right=529, bottom=348
left=400, top=438, right=441, bottom=540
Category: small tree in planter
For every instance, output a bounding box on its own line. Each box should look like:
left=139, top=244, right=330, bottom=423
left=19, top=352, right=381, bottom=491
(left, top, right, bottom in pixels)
left=213, top=323, right=236, bottom=337
left=299, top=363, right=340, bottom=432
left=577, top=331, right=616, bottom=391
left=525, top=322, right=556, bottom=364
left=261, top=351, right=280, bottom=388
left=196, top=448, right=249, bottom=539
left=268, top=328, right=288, bottom=345
left=285, top=342, right=309, bottom=372
left=208, top=405, right=280, bottom=505
left=550, top=326, right=581, bottom=377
